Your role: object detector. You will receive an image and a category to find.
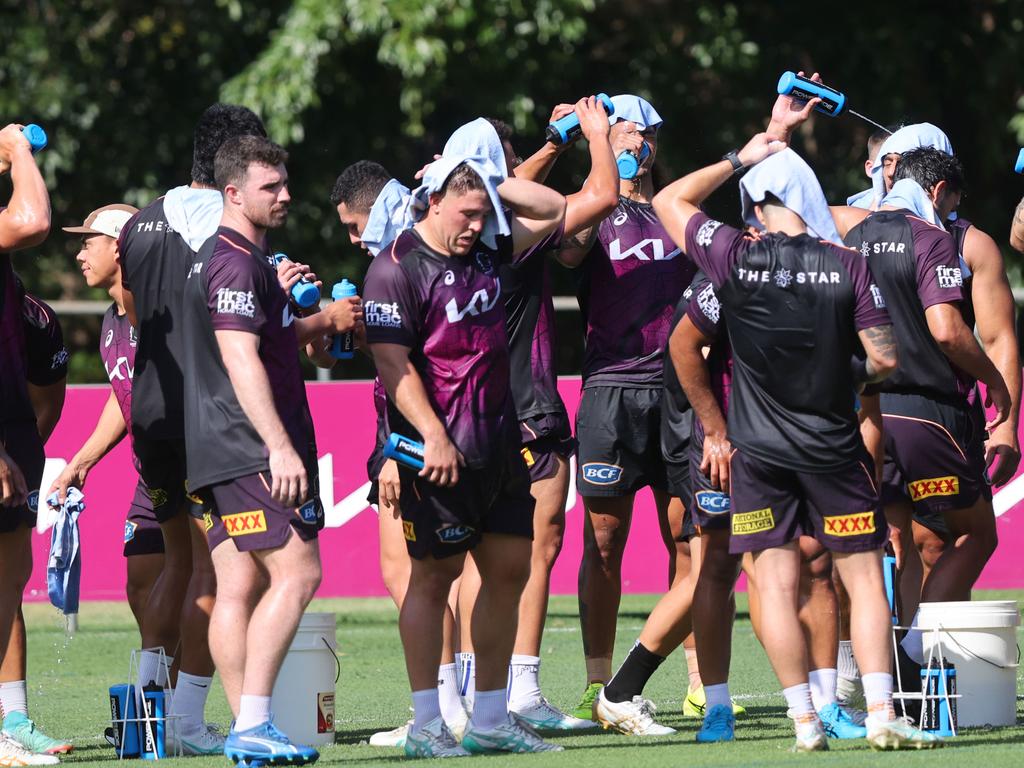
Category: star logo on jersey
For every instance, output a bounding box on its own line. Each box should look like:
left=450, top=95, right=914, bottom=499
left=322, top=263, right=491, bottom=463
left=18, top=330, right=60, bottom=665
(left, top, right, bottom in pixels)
left=823, top=511, right=876, bottom=537
left=860, top=241, right=870, bottom=258
left=695, top=219, right=724, bottom=247
left=908, top=476, right=959, bottom=501
left=773, top=268, right=793, bottom=288
left=612, top=210, right=629, bottom=226
left=223, top=510, right=268, bottom=536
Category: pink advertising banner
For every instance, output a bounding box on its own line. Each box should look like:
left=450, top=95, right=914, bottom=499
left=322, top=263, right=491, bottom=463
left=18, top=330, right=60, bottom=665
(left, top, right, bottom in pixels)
left=24, top=379, right=1024, bottom=603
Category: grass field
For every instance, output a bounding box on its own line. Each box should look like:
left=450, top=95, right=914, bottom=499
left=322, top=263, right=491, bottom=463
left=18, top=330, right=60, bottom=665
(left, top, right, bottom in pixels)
left=21, top=591, right=1024, bottom=766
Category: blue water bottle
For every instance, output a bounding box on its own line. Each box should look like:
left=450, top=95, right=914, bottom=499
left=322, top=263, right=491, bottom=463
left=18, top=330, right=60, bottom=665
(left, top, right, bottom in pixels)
left=22, top=124, right=47, bottom=153
left=882, top=554, right=898, bottom=624
left=544, top=94, right=615, bottom=145
left=776, top=71, right=847, bottom=117
left=331, top=279, right=358, bottom=359
left=383, top=433, right=426, bottom=470
left=139, top=682, right=166, bottom=759
left=1015, top=148, right=1024, bottom=175
left=108, top=684, right=141, bottom=758
left=272, top=252, right=321, bottom=309
left=617, top=141, right=651, bottom=180
left=920, top=660, right=957, bottom=736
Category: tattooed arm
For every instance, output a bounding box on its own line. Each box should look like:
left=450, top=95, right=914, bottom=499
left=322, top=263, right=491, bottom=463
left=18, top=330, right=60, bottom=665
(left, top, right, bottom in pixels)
left=854, top=323, right=898, bottom=390
left=554, top=225, right=599, bottom=268
left=1010, top=196, right=1024, bottom=254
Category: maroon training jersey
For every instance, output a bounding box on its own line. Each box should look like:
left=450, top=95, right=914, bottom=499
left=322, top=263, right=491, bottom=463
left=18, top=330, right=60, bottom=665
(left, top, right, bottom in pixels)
left=100, top=305, right=137, bottom=432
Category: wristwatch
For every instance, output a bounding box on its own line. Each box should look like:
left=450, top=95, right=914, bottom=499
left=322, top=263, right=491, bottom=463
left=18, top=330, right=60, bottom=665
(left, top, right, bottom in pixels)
left=722, top=150, right=744, bottom=174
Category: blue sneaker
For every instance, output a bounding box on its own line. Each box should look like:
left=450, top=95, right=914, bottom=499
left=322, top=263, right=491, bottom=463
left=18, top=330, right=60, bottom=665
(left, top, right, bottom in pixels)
left=695, top=704, right=735, bottom=743
left=819, top=702, right=867, bottom=739
left=224, top=720, right=319, bottom=767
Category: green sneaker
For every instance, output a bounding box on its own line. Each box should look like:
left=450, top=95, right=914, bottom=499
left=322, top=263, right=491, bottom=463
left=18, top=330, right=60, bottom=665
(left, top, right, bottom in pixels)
left=683, top=685, right=747, bottom=718
left=2, top=712, right=73, bottom=755
left=462, top=716, right=562, bottom=754
left=572, top=682, right=603, bottom=721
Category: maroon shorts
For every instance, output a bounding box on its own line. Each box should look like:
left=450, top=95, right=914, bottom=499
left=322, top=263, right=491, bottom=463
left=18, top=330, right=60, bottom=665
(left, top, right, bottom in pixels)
left=123, top=478, right=166, bottom=557
left=880, top=392, right=991, bottom=519
left=0, top=421, right=44, bottom=534
left=202, top=470, right=323, bottom=553
left=520, top=414, right=575, bottom=484
left=398, top=444, right=535, bottom=560
left=728, top=447, right=886, bottom=555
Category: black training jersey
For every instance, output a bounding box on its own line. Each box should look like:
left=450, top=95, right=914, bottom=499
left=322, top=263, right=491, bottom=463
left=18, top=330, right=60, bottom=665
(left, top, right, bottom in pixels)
left=22, top=290, right=68, bottom=387
left=660, top=283, right=695, bottom=462
left=500, top=222, right=567, bottom=422
left=0, top=259, right=34, bottom=424
left=845, top=210, right=972, bottom=401
left=181, top=227, right=316, bottom=491
left=947, top=216, right=975, bottom=331
left=685, top=213, right=890, bottom=472
left=117, top=199, right=189, bottom=440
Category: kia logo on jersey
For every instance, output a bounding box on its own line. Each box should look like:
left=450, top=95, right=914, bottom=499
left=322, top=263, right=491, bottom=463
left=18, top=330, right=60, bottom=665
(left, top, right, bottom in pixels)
left=582, top=463, right=623, bottom=485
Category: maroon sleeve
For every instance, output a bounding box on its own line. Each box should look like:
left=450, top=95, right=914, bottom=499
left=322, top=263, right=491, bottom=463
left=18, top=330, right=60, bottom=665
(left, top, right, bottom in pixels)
left=363, top=251, right=420, bottom=347
left=683, top=212, right=746, bottom=288
left=684, top=278, right=722, bottom=340
left=914, top=223, right=963, bottom=309
left=206, top=253, right=269, bottom=333
left=838, top=247, right=891, bottom=331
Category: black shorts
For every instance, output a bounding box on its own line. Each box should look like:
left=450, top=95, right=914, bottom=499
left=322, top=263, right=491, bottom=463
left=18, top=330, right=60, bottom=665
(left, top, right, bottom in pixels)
left=880, top=392, right=991, bottom=519
left=576, top=386, right=667, bottom=497
left=124, top=478, right=165, bottom=557
left=0, top=421, right=43, bottom=534
left=688, top=419, right=731, bottom=532
left=366, top=443, right=386, bottom=506
left=398, top=444, right=535, bottom=560
left=728, top=447, right=886, bottom=555
left=201, top=469, right=323, bottom=553
left=520, top=413, right=575, bottom=484
left=132, top=436, right=190, bottom=523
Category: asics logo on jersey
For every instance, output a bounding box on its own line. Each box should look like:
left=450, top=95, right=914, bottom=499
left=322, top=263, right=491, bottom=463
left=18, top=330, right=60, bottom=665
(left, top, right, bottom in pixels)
left=365, top=300, right=403, bottom=328
left=935, top=265, right=963, bottom=288
left=608, top=238, right=681, bottom=262
left=105, top=356, right=134, bottom=382
left=582, top=463, right=623, bottom=485
left=216, top=288, right=256, bottom=318
left=445, top=280, right=501, bottom=323
left=612, top=210, right=629, bottom=226
left=823, top=512, right=875, bottom=536
left=695, top=490, right=730, bottom=515
left=696, top=219, right=724, bottom=246
left=908, top=476, right=959, bottom=501
left=105, top=329, right=114, bottom=347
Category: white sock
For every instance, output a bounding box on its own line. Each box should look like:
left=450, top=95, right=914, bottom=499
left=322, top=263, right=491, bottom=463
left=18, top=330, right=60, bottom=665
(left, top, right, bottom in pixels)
left=158, top=657, right=174, bottom=688
left=837, top=640, right=859, bottom=680
left=437, top=664, right=464, bottom=726
left=235, top=694, right=271, bottom=732
left=808, top=668, right=838, bottom=710
left=899, top=609, right=924, bottom=664
left=584, top=656, right=612, bottom=684
left=506, top=655, right=542, bottom=709
left=470, top=689, right=507, bottom=730
left=0, top=680, right=28, bottom=718
left=170, top=672, right=213, bottom=731
left=862, top=672, right=895, bottom=723
left=782, top=683, right=815, bottom=717
left=458, top=652, right=476, bottom=712
left=137, top=650, right=163, bottom=689
left=704, top=683, right=731, bottom=711
left=410, top=689, right=441, bottom=734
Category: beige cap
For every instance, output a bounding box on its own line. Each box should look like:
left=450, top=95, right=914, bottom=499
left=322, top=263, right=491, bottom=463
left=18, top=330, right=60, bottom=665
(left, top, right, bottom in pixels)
left=62, top=203, right=139, bottom=238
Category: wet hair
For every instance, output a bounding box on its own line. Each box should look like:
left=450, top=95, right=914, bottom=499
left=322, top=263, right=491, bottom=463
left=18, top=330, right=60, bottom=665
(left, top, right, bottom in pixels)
left=329, top=161, right=392, bottom=211
left=892, top=148, right=965, bottom=194
left=485, top=118, right=513, bottom=142
left=191, top=103, right=267, bottom=186
left=440, top=162, right=488, bottom=197
left=867, top=128, right=893, bottom=156
left=213, top=135, right=288, bottom=191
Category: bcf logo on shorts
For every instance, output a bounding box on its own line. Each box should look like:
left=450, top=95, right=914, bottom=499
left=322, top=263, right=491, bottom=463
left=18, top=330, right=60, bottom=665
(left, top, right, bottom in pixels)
left=436, top=525, right=475, bottom=544
left=582, top=463, right=623, bottom=485
left=297, top=500, right=319, bottom=525
left=124, top=520, right=137, bottom=543
left=695, top=490, right=730, bottom=516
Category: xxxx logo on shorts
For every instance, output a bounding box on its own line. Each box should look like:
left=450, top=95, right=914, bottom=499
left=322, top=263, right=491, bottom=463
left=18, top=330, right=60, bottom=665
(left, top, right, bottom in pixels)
left=908, top=476, right=959, bottom=501
left=824, top=512, right=876, bottom=537
left=731, top=508, right=774, bottom=535
left=223, top=510, right=267, bottom=536
left=402, top=521, right=416, bottom=542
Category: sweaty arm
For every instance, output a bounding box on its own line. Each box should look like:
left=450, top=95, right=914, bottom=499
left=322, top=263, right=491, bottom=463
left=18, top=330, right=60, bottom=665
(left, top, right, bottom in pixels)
left=1010, top=196, right=1024, bottom=254
left=0, top=124, right=50, bottom=251
left=370, top=342, right=463, bottom=487
left=48, top=390, right=126, bottom=503
left=498, top=176, right=567, bottom=255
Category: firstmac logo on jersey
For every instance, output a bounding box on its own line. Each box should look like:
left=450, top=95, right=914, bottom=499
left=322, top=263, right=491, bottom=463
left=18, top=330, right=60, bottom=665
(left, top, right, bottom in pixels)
left=696, top=219, right=724, bottom=247
left=582, top=462, right=623, bottom=485
left=697, top=283, right=720, bottom=323
left=365, top=300, right=403, bottom=328
left=936, top=265, right=963, bottom=289
left=216, top=288, right=256, bottom=318
left=870, top=283, right=886, bottom=309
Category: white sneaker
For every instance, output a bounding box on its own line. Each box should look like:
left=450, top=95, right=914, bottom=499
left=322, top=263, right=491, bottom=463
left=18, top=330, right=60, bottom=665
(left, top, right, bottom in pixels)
left=369, top=719, right=411, bottom=748
left=404, top=717, right=469, bottom=758
left=445, top=709, right=469, bottom=741
left=866, top=717, right=943, bottom=750
left=0, top=734, right=60, bottom=765
left=792, top=714, right=828, bottom=752
left=168, top=722, right=225, bottom=756
left=510, top=696, right=597, bottom=731
left=593, top=688, right=675, bottom=736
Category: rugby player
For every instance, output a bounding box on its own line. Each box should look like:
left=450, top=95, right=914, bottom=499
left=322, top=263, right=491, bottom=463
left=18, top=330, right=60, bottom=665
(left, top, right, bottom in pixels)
left=0, top=122, right=59, bottom=767
left=364, top=159, right=566, bottom=757
left=654, top=133, right=941, bottom=750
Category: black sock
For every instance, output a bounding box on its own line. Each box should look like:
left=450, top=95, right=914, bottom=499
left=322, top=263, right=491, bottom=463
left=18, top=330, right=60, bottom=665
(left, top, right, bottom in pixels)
left=603, top=642, right=666, bottom=703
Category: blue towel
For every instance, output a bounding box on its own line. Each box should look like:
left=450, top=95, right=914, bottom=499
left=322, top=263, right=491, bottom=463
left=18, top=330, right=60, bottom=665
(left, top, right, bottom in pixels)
left=846, top=187, right=875, bottom=209
left=362, top=179, right=411, bottom=257
left=880, top=178, right=941, bottom=226
left=46, top=488, right=85, bottom=615
left=739, top=148, right=843, bottom=245
left=162, top=186, right=223, bottom=252
left=869, top=123, right=953, bottom=214
left=443, top=118, right=509, bottom=179
left=609, top=94, right=662, bottom=130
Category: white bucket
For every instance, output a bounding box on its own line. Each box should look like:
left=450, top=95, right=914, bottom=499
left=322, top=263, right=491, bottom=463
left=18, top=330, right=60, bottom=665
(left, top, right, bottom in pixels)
left=270, top=612, right=338, bottom=746
left=916, top=600, right=1020, bottom=727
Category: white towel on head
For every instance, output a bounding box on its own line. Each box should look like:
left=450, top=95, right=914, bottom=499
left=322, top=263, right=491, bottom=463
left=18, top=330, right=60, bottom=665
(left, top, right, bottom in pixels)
left=609, top=95, right=662, bottom=130
left=443, top=118, right=509, bottom=179
left=739, top=148, right=843, bottom=245
left=880, top=178, right=940, bottom=226
left=870, top=123, right=953, bottom=209
left=362, top=179, right=411, bottom=256
left=404, top=156, right=507, bottom=248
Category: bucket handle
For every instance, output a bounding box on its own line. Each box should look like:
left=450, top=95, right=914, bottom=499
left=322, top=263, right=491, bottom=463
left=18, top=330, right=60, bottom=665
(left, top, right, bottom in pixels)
left=322, top=637, right=340, bottom=684
left=934, top=624, right=1020, bottom=670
